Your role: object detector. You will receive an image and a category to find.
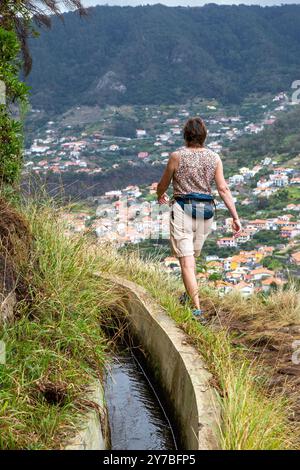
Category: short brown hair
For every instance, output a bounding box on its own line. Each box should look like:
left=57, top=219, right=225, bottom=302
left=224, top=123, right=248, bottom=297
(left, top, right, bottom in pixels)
left=183, top=117, right=207, bottom=146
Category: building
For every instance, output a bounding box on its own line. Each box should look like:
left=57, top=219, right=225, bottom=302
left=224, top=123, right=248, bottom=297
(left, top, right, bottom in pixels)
left=261, top=277, right=285, bottom=293
left=109, top=144, right=119, bottom=151
left=249, top=268, right=274, bottom=281
left=280, top=226, right=300, bottom=239
left=137, top=151, right=149, bottom=159
left=229, top=174, right=244, bottom=185
left=290, top=177, right=300, bottom=185
left=217, top=237, right=237, bottom=248
left=269, top=174, right=289, bottom=187
left=235, top=232, right=251, bottom=244
left=104, top=190, right=122, bottom=199
left=235, top=281, right=254, bottom=297
left=136, top=129, right=147, bottom=137
left=248, top=219, right=268, bottom=230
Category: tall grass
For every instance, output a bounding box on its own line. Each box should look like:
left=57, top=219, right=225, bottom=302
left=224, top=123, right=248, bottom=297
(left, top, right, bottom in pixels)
left=0, top=201, right=119, bottom=449
left=206, top=284, right=300, bottom=327
left=0, top=200, right=297, bottom=449
left=92, top=241, right=298, bottom=450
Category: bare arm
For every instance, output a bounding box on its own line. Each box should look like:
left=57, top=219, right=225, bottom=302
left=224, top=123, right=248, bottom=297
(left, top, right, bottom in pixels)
left=214, top=158, right=242, bottom=234
left=157, top=152, right=179, bottom=201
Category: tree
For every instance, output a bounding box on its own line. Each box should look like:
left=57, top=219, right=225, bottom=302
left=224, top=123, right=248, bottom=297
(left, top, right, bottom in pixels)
left=0, top=27, right=28, bottom=188
left=262, top=256, right=283, bottom=272
left=0, top=1, right=85, bottom=188
left=0, top=1, right=85, bottom=75
left=208, top=272, right=222, bottom=282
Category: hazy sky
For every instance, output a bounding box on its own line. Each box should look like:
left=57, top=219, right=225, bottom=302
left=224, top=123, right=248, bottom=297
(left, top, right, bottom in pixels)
left=78, top=0, right=300, bottom=6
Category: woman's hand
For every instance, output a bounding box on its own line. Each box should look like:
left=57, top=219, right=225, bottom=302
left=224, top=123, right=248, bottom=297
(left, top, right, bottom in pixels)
left=232, top=218, right=242, bottom=237
left=158, top=193, right=169, bottom=205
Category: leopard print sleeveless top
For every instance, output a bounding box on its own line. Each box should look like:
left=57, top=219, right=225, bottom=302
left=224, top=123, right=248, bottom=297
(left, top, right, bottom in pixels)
left=172, top=147, right=220, bottom=196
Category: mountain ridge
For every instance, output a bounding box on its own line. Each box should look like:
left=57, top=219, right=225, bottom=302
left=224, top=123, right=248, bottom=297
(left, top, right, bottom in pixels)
left=27, top=4, right=300, bottom=113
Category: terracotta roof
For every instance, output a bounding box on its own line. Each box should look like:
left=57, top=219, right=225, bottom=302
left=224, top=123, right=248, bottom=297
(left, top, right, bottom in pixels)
left=215, top=280, right=231, bottom=287
left=229, top=272, right=242, bottom=278
left=250, top=267, right=274, bottom=275
left=231, top=255, right=247, bottom=263
left=235, top=281, right=253, bottom=289
left=261, top=277, right=284, bottom=286
left=249, top=219, right=267, bottom=223
left=207, top=261, right=223, bottom=267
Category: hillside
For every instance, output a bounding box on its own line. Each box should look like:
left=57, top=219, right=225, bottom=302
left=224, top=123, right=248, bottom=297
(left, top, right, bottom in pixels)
left=0, top=198, right=299, bottom=449
left=27, top=4, right=300, bottom=113
left=22, top=95, right=300, bottom=200
left=225, top=105, right=300, bottom=170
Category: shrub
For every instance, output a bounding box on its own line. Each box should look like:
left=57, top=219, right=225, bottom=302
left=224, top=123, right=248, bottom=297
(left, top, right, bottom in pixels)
left=0, top=27, right=29, bottom=187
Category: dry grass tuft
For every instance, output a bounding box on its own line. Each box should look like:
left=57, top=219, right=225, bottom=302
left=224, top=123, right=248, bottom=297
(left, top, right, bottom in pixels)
left=92, top=241, right=300, bottom=449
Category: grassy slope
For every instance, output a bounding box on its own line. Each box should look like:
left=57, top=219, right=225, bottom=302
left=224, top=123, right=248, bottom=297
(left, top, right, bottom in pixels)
left=94, top=243, right=298, bottom=449
left=0, top=201, right=298, bottom=449
left=0, top=202, right=120, bottom=449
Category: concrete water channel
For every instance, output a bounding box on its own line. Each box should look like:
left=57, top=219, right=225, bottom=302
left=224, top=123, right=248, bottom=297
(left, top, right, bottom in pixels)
left=104, top=345, right=177, bottom=450
left=66, top=274, right=219, bottom=450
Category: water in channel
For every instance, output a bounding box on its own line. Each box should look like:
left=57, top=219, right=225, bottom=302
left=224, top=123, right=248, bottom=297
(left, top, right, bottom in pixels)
left=104, top=347, right=177, bottom=450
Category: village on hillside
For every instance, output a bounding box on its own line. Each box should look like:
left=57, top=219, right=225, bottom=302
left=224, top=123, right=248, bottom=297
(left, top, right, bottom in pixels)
left=24, top=92, right=293, bottom=176
left=24, top=92, right=300, bottom=296
left=61, top=150, right=300, bottom=297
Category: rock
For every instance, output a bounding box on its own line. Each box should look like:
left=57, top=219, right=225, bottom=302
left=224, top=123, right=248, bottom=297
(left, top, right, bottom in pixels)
left=95, top=71, right=127, bottom=94
left=0, top=254, right=17, bottom=324
left=0, top=291, right=17, bottom=323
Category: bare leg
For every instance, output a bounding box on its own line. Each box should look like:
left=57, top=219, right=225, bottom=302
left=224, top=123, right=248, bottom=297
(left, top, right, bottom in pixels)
left=179, top=255, right=200, bottom=309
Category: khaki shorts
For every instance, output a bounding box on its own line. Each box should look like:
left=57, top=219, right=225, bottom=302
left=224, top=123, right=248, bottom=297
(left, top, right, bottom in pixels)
left=169, top=201, right=214, bottom=258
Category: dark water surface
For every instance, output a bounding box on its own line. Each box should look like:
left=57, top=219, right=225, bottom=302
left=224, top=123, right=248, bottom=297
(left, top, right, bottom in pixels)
left=104, top=348, right=177, bottom=450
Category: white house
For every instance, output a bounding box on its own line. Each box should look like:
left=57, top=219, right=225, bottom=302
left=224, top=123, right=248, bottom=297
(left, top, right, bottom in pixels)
left=236, top=232, right=251, bottom=244
left=109, top=144, right=120, bottom=151
left=229, top=174, right=244, bottom=185
left=235, top=282, right=254, bottom=297
left=136, top=129, right=147, bottom=137
left=270, top=174, right=289, bottom=187
left=217, top=237, right=237, bottom=248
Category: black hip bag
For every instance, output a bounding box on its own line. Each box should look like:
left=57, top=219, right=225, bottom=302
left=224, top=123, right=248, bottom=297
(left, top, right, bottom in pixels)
left=173, top=192, right=215, bottom=220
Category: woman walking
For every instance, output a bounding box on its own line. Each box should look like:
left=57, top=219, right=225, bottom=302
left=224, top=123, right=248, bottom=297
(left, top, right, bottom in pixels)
left=157, top=117, right=242, bottom=319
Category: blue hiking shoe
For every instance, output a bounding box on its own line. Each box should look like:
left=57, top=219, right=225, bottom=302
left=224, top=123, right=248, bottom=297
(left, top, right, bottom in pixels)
left=192, top=309, right=208, bottom=324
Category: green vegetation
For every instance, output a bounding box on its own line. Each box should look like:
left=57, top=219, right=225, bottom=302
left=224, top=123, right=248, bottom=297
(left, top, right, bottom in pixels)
left=108, top=115, right=137, bottom=138
left=0, top=1, right=84, bottom=75
left=96, top=240, right=298, bottom=449
left=0, top=201, right=118, bottom=449
left=268, top=187, right=300, bottom=210
left=1, top=201, right=299, bottom=449
left=262, top=256, right=284, bottom=271
left=0, top=2, right=86, bottom=194
left=234, top=229, right=287, bottom=252
left=227, top=105, right=300, bottom=168
left=1, top=1, right=300, bottom=451
left=0, top=27, right=28, bottom=188
left=120, top=239, right=170, bottom=261
left=233, top=186, right=300, bottom=227
left=26, top=4, right=300, bottom=113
